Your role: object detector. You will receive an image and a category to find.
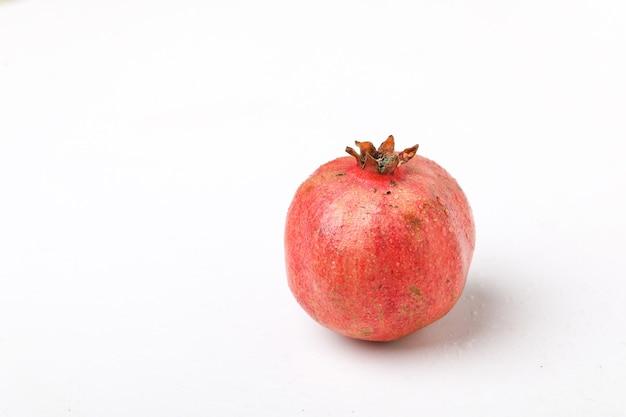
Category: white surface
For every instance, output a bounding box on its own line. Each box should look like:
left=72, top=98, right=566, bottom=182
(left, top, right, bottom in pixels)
left=1, top=0, right=625, bottom=415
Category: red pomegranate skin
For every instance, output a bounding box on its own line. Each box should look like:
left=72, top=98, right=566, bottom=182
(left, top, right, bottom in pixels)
left=285, top=139, right=475, bottom=341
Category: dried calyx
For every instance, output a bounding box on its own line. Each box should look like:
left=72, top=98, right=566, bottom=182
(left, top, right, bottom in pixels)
left=346, top=135, right=419, bottom=174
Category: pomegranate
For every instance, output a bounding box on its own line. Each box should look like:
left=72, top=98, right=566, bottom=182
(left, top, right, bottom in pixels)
left=285, top=135, right=475, bottom=341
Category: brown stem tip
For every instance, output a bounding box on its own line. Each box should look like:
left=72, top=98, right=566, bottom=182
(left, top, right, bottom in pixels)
left=345, top=135, right=419, bottom=174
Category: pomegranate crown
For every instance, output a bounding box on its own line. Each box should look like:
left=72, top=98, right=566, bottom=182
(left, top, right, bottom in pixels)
left=346, top=135, right=419, bottom=174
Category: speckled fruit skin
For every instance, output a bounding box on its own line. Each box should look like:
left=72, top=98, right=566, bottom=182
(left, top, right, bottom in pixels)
left=285, top=151, right=475, bottom=342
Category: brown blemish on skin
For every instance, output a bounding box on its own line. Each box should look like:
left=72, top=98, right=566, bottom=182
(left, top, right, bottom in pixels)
left=408, top=286, right=422, bottom=298
left=404, top=213, right=420, bottom=227
left=378, top=309, right=384, bottom=322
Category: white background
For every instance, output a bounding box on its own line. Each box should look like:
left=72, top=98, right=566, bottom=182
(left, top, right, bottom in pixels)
left=1, top=0, right=625, bottom=415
